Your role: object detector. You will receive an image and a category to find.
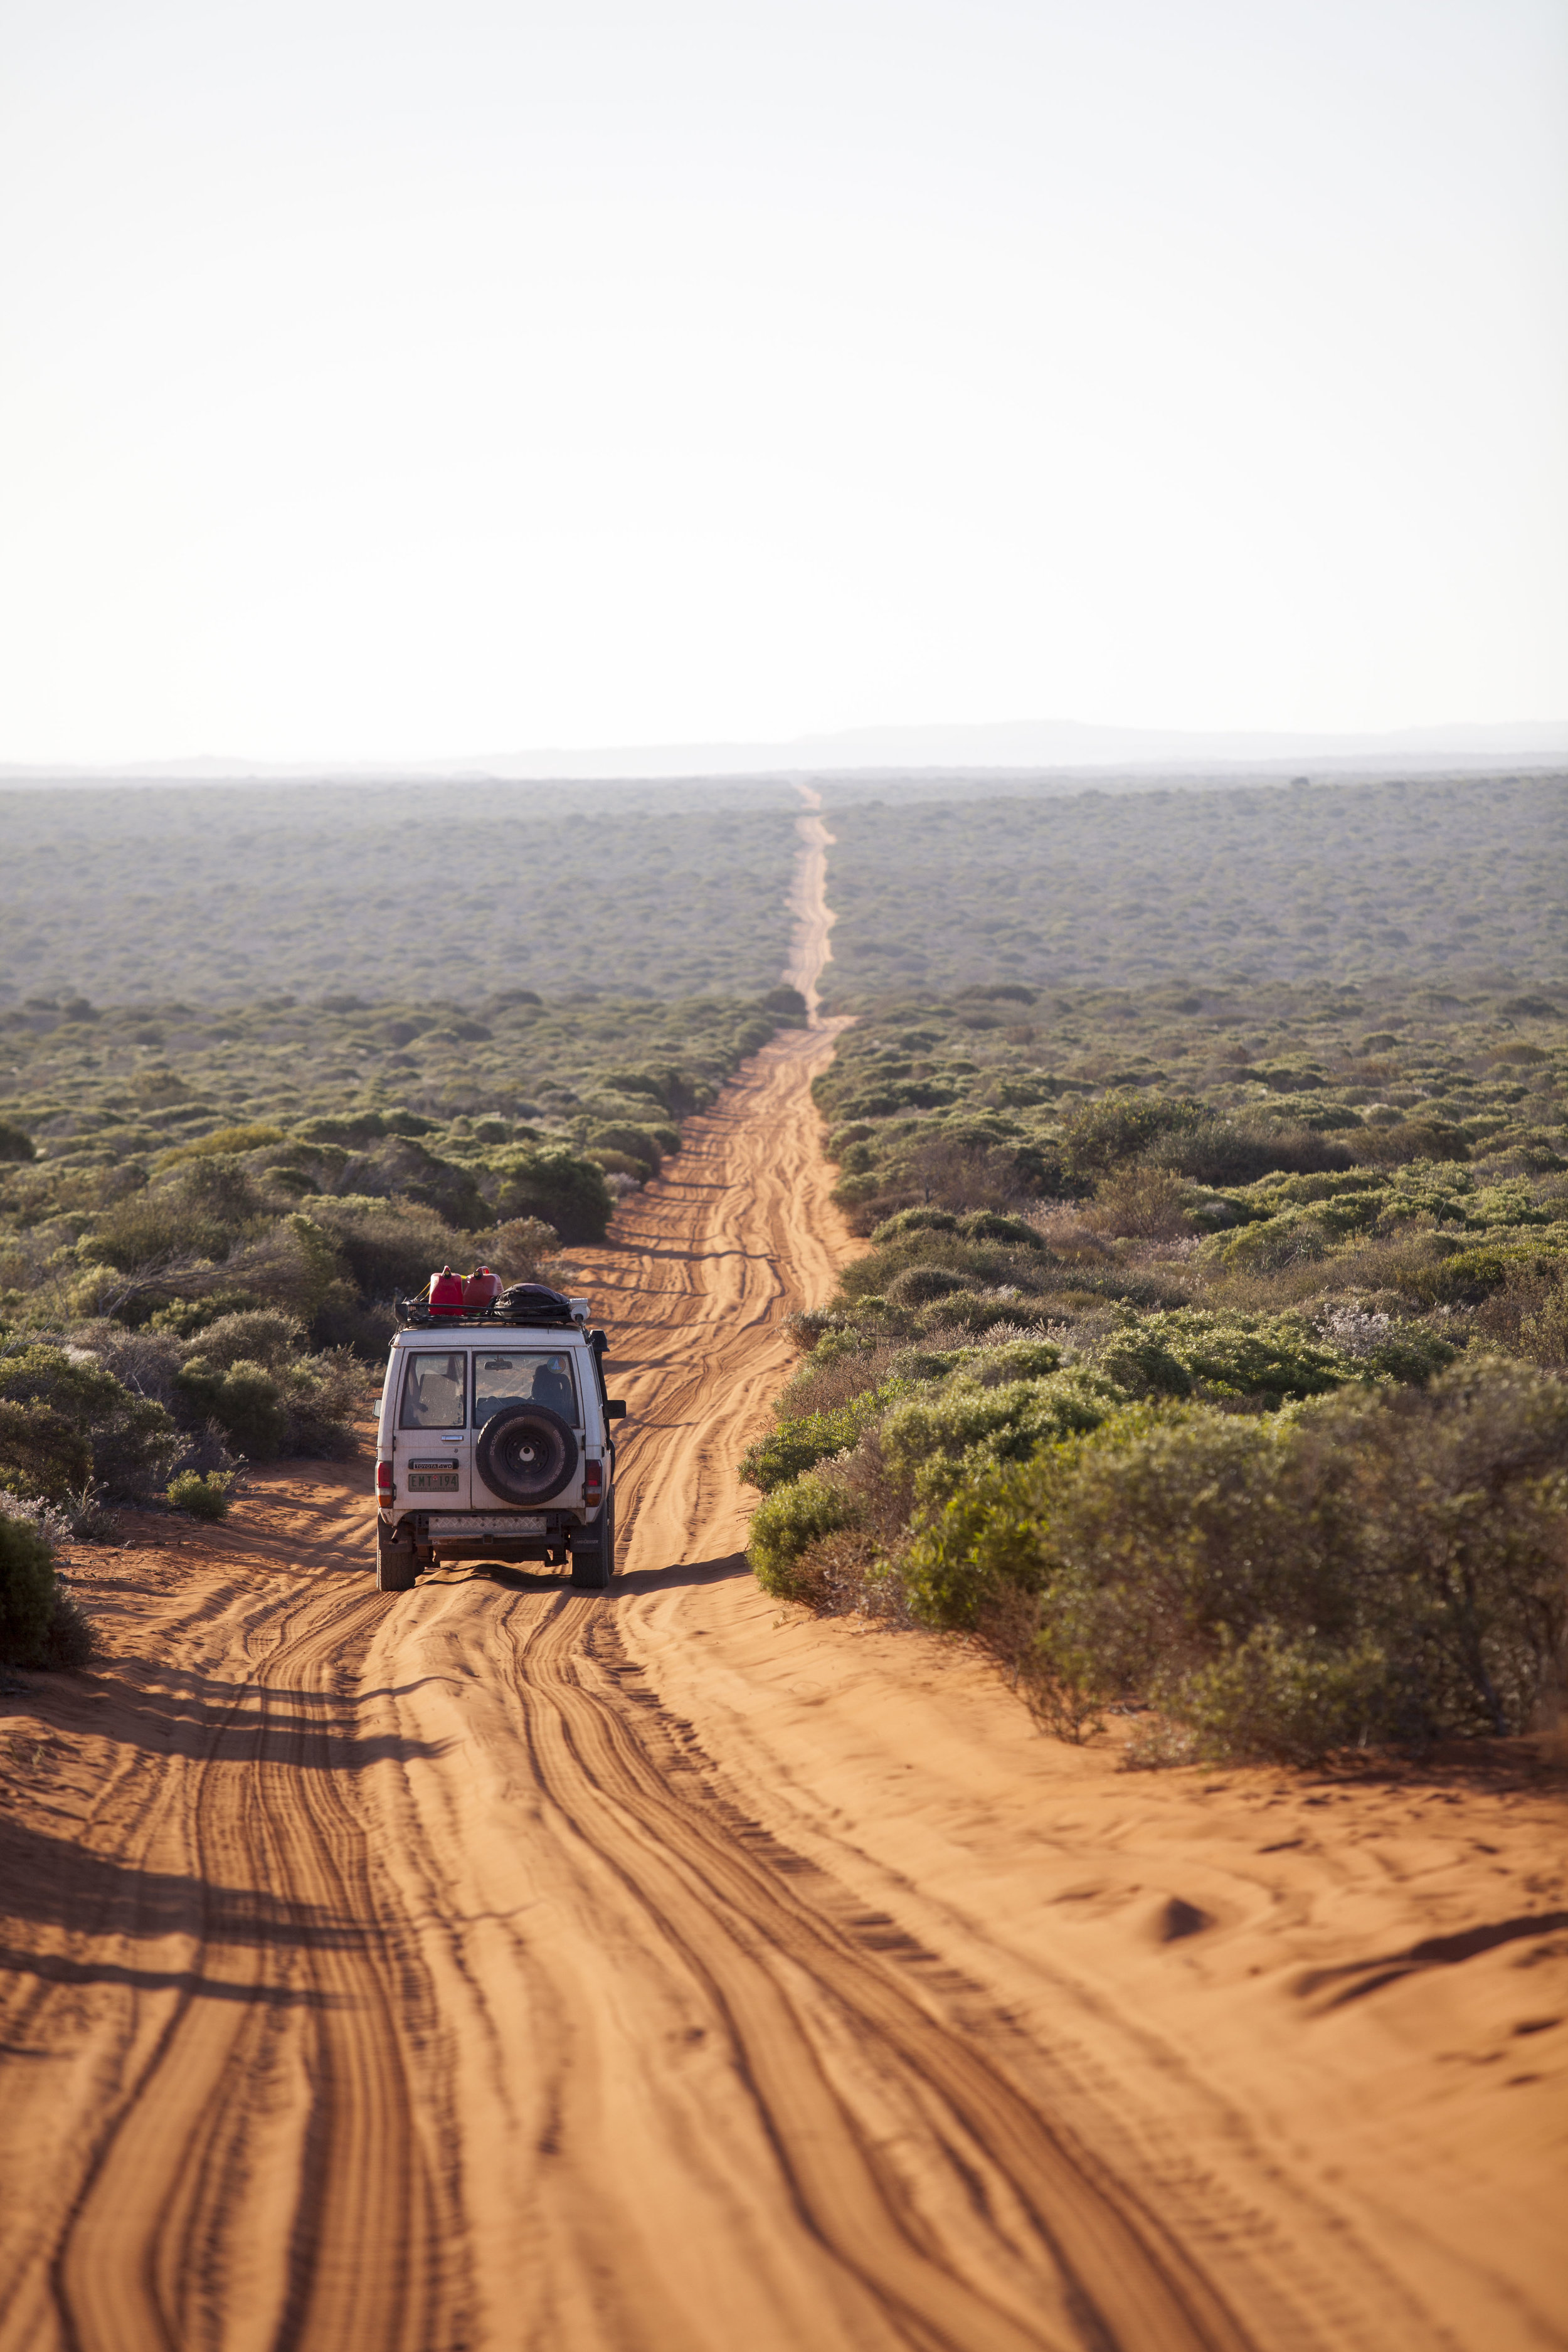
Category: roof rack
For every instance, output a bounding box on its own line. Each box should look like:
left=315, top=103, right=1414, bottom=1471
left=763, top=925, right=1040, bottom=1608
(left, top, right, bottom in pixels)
left=394, top=1296, right=591, bottom=1332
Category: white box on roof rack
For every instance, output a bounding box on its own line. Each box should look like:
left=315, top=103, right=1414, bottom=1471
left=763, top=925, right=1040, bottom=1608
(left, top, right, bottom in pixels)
left=569, top=1298, right=590, bottom=1321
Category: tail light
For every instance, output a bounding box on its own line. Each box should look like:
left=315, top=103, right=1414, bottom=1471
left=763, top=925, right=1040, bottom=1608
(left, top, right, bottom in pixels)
left=376, top=1460, right=394, bottom=1503
left=583, top=1460, right=603, bottom=1507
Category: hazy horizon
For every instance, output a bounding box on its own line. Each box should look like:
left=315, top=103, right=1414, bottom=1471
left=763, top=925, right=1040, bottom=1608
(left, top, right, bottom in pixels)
left=4, top=714, right=1568, bottom=786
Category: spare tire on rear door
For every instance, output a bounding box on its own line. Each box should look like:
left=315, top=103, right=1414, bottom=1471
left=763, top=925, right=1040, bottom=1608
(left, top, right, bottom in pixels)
left=475, top=1405, right=578, bottom=1505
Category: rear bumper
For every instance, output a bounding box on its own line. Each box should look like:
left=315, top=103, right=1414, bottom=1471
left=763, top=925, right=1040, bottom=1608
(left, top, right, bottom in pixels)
left=381, top=1503, right=606, bottom=1551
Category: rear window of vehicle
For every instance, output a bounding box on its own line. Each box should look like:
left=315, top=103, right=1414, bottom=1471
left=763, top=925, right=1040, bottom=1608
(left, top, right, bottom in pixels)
left=474, top=1352, right=580, bottom=1427
left=399, top=1350, right=467, bottom=1429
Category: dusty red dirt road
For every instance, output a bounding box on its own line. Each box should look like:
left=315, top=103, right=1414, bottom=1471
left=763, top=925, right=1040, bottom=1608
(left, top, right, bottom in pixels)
left=2, top=814, right=1565, bottom=2350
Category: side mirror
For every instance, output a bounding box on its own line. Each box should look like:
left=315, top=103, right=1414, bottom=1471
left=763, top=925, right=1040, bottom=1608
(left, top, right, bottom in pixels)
left=605, top=1399, right=628, bottom=1421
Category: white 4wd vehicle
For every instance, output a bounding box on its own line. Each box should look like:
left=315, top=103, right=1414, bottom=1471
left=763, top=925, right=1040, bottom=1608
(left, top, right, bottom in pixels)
left=374, top=1285, right=627, bottom=1593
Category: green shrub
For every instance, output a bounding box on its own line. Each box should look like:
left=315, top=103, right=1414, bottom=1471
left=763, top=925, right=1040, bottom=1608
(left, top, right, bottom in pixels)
left=1517, top=1281, right=1568, bottom=1369
left=0, top=1396, right=93, bottom=1503
left=739, top=1383, right=908, bottom=1493
left=1150, top=1121, right=1356, bottom=1185
left=885, top=1265, right=971, bottom=1310
left=0, top=1509, right=56, bottom=1663
left=490, top=1145, right=614, bottom=1244
left=881, top=1365, right=1122, bottom=1485
left=1398, top=1242, right=1534, bottom=1307
left=277, top=1347, right=365, bottom=1458
left=1061, top=1094, right=1203, bottom=1180
left=148, top=1289, right=267, bottom=1337
left=897, top=1361, right=1568, bottom=1757
left=156, top=1123, right=287, bottom=1163
left=0, top=1344, right=176, bottom=1501
left=913, top=1290, right=1046, bottom=1338
left=1205, top=1210, right=1332, bottom=1274
left=869, top=1207, right=961, bottom=1244
left=174, top=1356, right=287, bottom=1458
left=1357, top=1326, right=1460, bottom=1385
left=167, top=1470, right=235, bottom=1520
left=959, top=1210, right=1047, bottom=1248
left=1359, top=1120, right=1471, bottom=1166
left=953, top=1338, right=1065, bottom=1385
left=1313, top=1360, right=1568, bottom=1738
left=179, top=1309, right=304, bottom=1371
left=587, top=1120, right=679, bottom=1172
left=747, top=1475, right=859, bottom=1599
left=297, top=1206, right=443, bottom=1315
left=1089, top=1308, right=1350, bottom=1405
left=0, top=1120, right=36, bottom=1164
left=1169, top=1626, right=1394, bottom=1766
left=40, top=1584, right=94, bottom=1670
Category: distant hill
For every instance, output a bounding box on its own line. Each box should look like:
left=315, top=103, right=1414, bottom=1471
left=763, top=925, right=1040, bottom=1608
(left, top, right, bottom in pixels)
left=3, top=718, right=1566, bottom=787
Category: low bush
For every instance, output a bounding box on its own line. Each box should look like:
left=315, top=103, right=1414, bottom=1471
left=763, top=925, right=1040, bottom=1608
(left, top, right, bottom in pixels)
left=748, top=1474, right=861, bottom=1600
left=1476, top=1261, right=1568, bottom=1368
left=898, top=1360, right=1568, bottom=1757
left=172, top=1339, right=363, bottom=1461
left=740, top=1382, right=909, bottom=1493
left=0, top=1344, right=176, bottom=1502
left=1061, top=1094, right=1204, bottom=1180
left=490, top=1145, right=615, bottom=1244
left=0, top=1503, right=93, bottom=1670
left=879, top=1365, right=1121, bottom=1484
left=0, top=1507, right=55, bottom=1662
left=885, top=1265, right=972, bottom=1311
left=1147, top=1120, right=1354, bottom=1186
left=750, top=941, right=1568, bottom=1767
left=175, top=1356, right=288, bottom=1458
left=1088, top=1308, right=1350, bottom=1405
left=1168, top=1628, right=1396, bottom=1767
left=167, top=1469, right=235, bottom=1521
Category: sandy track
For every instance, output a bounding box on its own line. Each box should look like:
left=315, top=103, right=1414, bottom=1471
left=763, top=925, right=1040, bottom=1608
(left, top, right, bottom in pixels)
left=1, top=1028, right=1244, bottom=2352
left=2, top=829, right=1565, bottom=2349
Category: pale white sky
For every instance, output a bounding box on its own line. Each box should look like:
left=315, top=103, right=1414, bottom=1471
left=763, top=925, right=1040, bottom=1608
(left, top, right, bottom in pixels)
left=2, top=0, right=1564, bottom=762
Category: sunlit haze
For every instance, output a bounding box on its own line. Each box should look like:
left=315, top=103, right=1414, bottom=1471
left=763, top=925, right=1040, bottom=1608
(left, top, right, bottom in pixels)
left=3, top=0, right=1564, bottom=764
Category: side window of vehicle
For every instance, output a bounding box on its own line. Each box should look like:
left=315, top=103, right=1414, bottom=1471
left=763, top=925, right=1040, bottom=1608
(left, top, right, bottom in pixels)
left=399, top=1351, right=467, bottom=1429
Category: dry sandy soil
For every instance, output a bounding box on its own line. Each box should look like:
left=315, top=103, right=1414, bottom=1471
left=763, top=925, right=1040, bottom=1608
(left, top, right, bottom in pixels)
left=1, top=807, right=1565, bottom=2351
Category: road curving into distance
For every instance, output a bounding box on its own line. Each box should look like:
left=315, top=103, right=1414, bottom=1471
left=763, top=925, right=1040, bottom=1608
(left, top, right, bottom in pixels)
left=2, top=810, right=1563, bottom=2351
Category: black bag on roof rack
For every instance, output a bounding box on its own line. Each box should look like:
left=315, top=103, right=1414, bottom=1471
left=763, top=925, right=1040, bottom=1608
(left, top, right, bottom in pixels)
left=498, top=1283, right=578, bottom=1324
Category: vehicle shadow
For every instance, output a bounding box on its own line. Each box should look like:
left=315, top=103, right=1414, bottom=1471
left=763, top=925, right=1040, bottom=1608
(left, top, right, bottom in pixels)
left=433, top=1551, right=750, bottom=1597
left=0, top=1817, right=366, bottom=1979
left=0, top=1660, right=450, bottom=1774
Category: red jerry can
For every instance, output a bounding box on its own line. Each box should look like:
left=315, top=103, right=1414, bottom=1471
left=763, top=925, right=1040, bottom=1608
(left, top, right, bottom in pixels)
left=428, top=1266, right=465, bottom=1316
left=464, top=1265, right=502, bottom=1311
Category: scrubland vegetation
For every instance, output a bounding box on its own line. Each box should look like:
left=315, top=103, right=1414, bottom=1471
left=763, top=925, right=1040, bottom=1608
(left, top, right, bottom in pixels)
left=0, top=778, right=799, bottom=1005
left=748, top=775, right=1568, bottom=1762
left=0, top=958, right=801, bottom=1651
left=818, top=773, right=1564, bottom=997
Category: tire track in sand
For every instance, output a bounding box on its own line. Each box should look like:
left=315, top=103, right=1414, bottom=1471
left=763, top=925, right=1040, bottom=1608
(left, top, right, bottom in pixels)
left=3, top=800, right=1274, bottom=2351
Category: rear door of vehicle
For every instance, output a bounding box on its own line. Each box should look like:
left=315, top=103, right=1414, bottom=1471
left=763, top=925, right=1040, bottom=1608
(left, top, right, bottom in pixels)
left=471, top=1345, right=585, bottom=1512
left=395, top=1343, right=472, bottom=1515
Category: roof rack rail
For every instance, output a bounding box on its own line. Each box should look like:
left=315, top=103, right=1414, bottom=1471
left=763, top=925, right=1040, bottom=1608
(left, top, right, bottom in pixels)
left=393, top=1297, right=590, bottom=1332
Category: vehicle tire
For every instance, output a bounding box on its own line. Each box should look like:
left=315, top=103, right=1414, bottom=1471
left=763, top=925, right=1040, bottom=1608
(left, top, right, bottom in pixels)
left=376, top=1533, right=418, bottom=1592
left=570, top=1491, right=615, bottom=1591
left=475, top=1405, right=578, bottom=1505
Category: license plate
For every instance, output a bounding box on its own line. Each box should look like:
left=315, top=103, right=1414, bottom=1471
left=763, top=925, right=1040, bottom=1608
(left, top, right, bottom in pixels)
left=426, top=1513, right=546, bottom=1537
left=407, top=1467, right=460, bottom=1492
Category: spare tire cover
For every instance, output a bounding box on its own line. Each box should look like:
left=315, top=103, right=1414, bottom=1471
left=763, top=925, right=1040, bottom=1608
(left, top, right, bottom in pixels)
left=475, top=1404, right=578, bottom=1505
